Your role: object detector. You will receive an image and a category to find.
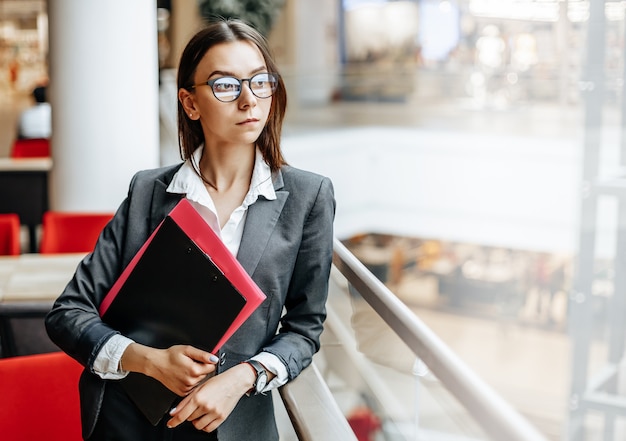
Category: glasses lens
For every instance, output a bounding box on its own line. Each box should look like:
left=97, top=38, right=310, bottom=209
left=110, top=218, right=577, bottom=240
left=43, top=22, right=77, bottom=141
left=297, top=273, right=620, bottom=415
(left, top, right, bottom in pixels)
left=249, top=73, right=278, bottom=98
left=212, top=77, right=241, bottom=102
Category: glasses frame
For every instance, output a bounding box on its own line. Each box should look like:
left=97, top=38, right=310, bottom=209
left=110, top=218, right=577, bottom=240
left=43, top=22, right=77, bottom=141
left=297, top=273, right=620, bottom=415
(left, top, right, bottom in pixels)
left=190, top=72, right=278, bottom=102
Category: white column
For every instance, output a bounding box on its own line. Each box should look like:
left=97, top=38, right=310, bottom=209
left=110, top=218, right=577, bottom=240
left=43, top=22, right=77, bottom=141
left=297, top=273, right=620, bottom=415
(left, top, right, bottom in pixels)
left=47, top=0, right=160, bottom=211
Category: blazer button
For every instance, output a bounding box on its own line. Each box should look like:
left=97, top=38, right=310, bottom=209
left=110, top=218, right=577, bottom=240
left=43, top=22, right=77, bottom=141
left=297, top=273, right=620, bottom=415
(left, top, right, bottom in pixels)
left=219, top=352, right=226, bottom=366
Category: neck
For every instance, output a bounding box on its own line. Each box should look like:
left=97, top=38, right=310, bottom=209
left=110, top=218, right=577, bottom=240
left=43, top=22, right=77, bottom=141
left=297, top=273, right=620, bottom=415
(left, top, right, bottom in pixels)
left=196, top=144, right=255, bottom=192
left=197, top=171, right=219, bottom=191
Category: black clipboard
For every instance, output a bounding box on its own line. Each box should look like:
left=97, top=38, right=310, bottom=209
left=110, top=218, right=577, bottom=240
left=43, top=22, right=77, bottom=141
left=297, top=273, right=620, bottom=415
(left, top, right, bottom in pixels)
left=99, top=200, right=266, bottom=425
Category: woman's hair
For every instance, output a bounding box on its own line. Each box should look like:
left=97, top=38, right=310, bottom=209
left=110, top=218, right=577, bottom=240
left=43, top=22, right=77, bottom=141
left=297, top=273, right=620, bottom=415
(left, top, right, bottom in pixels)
left=177, top=18, right=287, bottom=171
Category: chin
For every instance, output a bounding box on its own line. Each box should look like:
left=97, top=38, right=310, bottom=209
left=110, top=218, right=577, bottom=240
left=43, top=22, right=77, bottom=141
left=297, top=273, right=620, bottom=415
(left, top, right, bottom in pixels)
left=242, top=131, right=264, bottom=144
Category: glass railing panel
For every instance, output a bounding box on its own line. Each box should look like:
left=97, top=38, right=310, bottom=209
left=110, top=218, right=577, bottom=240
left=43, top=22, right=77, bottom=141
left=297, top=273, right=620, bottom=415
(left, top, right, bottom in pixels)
left=317, top=266, right=490, bottom=441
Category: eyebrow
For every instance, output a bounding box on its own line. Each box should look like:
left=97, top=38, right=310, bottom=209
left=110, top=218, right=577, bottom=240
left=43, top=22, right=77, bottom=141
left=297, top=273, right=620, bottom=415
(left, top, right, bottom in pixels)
left=207, top=66, right=268, bottom=79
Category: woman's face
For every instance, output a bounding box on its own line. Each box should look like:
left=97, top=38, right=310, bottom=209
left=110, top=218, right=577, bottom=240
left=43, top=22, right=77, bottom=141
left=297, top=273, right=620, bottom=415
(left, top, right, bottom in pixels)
left=180, top=40, right=272, bottom=149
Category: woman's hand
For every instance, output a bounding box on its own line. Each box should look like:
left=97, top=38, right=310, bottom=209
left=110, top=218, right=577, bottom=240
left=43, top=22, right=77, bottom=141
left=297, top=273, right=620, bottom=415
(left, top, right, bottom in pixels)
left=166, top=363, right=256, bottom=432
left=121, top=343, right=218, bottom=396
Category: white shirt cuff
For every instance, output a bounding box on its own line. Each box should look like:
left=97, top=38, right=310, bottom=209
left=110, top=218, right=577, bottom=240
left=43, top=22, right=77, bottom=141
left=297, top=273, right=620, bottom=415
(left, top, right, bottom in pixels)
left=92, top=334, right=135, bottom=380
left=251, top=352, right=288, bottom=392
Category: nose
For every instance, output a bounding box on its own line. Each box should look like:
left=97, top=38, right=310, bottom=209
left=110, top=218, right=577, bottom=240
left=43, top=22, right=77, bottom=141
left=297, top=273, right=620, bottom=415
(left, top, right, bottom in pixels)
left=238, top=79, right=257, bottom=107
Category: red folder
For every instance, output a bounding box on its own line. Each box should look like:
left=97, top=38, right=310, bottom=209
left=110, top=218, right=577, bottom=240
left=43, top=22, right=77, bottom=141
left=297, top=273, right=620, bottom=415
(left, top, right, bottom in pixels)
left=99, top=198, right=266, bottom=425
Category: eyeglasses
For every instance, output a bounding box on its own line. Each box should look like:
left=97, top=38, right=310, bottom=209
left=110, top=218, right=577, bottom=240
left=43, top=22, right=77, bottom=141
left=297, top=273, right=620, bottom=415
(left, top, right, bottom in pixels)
left=190, top=72, right=278, bottom=102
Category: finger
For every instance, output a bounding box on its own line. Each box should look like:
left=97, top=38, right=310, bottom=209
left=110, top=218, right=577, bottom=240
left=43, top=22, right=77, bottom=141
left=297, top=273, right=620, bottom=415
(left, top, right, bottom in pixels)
left=188, top=363, right=217, bottom=382
left=195, top=415, right=218, bottom=432
left=166, top=413, right=180, bottom=429
left=166, top=397, right=193, bottom=428
left=169, top=405, right=206, bottom=429
left=167, top=409, right=192, bottom=429
left=184, top=346, right=219, bottom=364
left=201, top=417, right=222, bottom=433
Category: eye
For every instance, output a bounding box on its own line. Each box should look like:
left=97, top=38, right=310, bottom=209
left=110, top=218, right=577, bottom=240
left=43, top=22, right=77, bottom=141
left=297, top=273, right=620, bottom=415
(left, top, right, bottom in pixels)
left=213, top=77, right=240, bottom=93
left=250, top=73, right=277, bottom=95
left=252, top=73, right=272, bottom=87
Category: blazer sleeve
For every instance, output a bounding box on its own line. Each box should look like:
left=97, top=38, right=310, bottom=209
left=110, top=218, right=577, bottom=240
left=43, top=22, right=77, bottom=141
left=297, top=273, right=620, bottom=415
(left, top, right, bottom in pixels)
left=261, top=175, right=336, bottom=380
left=45, top=202, right=127, bottom=367
left=45, top=174, right=142, bottom=370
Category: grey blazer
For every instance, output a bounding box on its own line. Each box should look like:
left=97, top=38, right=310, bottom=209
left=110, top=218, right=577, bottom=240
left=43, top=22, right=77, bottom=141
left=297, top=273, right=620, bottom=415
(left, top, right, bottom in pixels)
left=45, top=163, right=336, bottom=440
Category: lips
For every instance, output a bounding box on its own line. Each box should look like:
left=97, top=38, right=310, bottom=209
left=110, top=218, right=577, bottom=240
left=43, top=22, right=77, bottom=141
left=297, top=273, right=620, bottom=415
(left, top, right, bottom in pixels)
left=237, top=118, right=259, bottom=125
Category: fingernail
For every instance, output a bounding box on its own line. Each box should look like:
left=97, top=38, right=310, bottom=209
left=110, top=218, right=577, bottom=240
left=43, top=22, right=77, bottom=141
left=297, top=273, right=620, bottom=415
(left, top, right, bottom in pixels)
left=169, top=407, right=176, bottom=415
left=209, top=355, right=219, bottom=363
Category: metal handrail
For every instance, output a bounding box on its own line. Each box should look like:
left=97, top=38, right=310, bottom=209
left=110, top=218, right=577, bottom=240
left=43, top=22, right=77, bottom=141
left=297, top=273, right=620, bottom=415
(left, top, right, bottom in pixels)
left=332, top=238, right=549, bottom=441
left=279, top=362, right=358, bottom=441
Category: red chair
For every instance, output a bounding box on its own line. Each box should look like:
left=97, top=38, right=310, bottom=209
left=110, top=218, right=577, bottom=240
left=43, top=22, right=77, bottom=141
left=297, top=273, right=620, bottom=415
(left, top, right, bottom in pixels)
left=10, top=138, right=51, bottom=158
left=0, top=351, right=83, bottom=441
left=347, top=406, right=381, bottom=441
left=39, top=211, right=113, bottom=254
left=0, top=213, right=21, bottom=255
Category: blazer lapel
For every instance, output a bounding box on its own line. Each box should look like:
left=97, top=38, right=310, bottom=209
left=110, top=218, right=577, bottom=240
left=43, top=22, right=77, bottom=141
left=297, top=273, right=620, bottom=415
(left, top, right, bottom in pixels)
left=149, top=170, right=184, bottom=232
left=144, top=165, right=288, bottom=277
left=237, top=170, right=288, bottom=276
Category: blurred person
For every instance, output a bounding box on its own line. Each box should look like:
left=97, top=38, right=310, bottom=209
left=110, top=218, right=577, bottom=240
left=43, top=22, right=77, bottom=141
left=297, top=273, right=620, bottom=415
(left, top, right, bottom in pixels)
left=45, top=18, right=335, bottom=441
left=475, top=24, right=505, bottom=72
left=17, top=85, right=51, bottom=139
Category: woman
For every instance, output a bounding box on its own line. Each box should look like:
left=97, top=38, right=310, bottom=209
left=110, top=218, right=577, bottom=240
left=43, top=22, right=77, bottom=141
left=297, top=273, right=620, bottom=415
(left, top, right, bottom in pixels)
left=46, top=18, right=335, bottom=441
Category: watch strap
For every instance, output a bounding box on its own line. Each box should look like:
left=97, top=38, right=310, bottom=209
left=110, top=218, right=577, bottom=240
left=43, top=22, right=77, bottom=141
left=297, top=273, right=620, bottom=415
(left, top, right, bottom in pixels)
left=244, top=360, right=267, bottom=395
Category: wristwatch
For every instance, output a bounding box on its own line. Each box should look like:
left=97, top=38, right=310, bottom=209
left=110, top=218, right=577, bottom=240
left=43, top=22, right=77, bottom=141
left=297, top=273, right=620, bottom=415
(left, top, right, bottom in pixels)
left=245, top=360, right=268, bottom=395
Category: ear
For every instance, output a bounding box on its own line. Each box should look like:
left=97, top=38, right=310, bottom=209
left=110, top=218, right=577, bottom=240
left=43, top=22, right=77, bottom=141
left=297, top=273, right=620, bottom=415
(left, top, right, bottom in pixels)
left=178, top=88, right=197, bottom=119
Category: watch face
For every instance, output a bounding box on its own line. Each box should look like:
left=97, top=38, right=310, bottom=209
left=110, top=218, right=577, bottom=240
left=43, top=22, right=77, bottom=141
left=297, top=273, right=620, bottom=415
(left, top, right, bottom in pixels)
left=256, top=372, right=268, bottom=391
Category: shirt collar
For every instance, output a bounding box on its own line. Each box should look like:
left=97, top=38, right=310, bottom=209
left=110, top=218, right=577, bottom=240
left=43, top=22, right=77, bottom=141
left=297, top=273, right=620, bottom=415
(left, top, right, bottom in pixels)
left=166, top=146, right=276, bottom=207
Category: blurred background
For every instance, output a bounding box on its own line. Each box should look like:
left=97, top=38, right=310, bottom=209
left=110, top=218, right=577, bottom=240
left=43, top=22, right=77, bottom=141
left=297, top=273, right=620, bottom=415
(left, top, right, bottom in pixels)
left=1, top=0, right=626, bottom=440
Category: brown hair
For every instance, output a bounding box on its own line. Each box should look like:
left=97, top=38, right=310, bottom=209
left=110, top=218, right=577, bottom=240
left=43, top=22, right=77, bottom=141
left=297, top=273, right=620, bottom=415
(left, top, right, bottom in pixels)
left=177, top=18, right=287, bottom=171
